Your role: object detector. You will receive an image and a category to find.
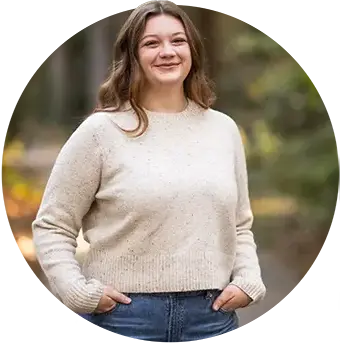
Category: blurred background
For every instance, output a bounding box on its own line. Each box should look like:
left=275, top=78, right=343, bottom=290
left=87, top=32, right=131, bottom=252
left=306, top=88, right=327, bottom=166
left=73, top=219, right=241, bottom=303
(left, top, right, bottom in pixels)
left=2, top=7, right=339, bottom=325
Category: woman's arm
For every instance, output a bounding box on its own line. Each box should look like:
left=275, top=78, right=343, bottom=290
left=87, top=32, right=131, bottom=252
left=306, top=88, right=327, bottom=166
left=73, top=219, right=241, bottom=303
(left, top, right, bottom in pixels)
left=229, top=122, right=266, bottom=304
left=32, top=116, right=105, bottom=313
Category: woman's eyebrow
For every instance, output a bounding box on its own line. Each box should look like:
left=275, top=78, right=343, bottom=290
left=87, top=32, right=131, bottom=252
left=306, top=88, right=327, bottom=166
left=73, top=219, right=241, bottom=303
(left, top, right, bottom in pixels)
left=141, top=31, right=186, bottom=41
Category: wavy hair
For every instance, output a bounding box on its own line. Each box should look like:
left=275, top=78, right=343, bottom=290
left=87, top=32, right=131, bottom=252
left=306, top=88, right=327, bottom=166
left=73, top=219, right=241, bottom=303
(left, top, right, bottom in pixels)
left=94, top=0, right=216, bottom=137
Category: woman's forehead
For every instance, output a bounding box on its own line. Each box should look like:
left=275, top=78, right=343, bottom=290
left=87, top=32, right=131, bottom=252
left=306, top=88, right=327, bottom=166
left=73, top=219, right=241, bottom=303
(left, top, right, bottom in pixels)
left=143, top=15, right=185, bottom=36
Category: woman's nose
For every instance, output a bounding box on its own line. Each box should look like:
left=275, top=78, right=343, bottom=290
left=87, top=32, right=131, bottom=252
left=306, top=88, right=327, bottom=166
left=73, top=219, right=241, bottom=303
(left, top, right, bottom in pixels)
left=159, top=43, right=176, bottom=57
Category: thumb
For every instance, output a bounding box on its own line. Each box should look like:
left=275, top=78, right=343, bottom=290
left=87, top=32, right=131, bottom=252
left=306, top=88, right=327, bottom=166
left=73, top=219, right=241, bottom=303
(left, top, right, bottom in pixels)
left=105, top=287, right=132, bottom=304
left=212, top=289, right=234, bottom=311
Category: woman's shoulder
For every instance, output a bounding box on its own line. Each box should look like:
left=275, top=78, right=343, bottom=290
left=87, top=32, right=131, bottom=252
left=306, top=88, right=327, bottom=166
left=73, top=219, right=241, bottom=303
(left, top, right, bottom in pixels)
left=80, top=109, right=139, bottom=133
left=205, top=107, right=239, bottom=131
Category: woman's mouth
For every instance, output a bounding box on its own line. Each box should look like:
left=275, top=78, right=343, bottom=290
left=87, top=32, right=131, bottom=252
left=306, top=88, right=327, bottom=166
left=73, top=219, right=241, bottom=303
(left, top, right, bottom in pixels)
left=155, top=63, right=180, bottom=70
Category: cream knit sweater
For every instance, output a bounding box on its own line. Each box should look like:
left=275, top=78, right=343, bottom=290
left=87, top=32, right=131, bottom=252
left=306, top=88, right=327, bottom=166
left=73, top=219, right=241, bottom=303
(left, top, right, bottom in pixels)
left=32, top=100, right=266, bottom=314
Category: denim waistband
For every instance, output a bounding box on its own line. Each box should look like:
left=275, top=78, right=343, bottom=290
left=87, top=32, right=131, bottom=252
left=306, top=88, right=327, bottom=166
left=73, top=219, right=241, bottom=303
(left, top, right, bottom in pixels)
left=124, top=289, right=221, bottom=298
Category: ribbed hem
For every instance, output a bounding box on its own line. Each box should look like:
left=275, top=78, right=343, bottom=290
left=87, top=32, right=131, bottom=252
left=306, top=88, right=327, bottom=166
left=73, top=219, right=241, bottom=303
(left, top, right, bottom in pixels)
left=82, top=250, right=234, bottom=293
left=63, top=278, right=104, bottom=314
left=229, top=276, right=266, bottom=305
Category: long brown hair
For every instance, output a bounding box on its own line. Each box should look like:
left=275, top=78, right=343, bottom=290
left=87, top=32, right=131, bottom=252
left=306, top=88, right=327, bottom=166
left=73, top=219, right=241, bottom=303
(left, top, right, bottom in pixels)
left=94, top=0, right=216, bottom=137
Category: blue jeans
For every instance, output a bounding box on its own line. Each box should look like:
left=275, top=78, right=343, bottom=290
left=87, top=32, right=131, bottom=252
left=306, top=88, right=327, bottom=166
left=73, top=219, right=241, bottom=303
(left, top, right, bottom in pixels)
left=79, top=289, right=239, bottom=341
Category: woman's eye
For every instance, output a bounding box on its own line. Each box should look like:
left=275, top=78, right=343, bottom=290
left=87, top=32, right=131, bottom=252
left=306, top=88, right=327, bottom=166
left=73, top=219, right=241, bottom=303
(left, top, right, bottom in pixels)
left=173, top=38, right=186, bottom=44
left=145, top=41, right=158, bottom=47
left=142, top=38, right=186, bottom=48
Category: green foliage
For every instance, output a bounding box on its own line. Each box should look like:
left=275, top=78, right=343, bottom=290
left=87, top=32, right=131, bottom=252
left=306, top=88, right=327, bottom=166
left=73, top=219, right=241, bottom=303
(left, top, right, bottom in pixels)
left=236, top=27, right=339, bottom=232
left=254, top=64, right=340, bottom=229
left=272, top=126, right=338, bottom=226
left=250, top=65, right=329, bottom=136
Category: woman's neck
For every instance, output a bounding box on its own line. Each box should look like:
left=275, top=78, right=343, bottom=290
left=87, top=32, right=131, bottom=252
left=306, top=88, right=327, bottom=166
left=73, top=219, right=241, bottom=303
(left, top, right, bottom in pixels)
left=140, top=86, right=188, bottom=113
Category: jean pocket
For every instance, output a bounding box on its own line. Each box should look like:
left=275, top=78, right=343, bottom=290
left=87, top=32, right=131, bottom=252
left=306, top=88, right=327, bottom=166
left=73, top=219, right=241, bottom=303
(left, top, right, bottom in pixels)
left=92, top=302, right=119, bottom=317
left=205, top=289, right=222, bottom=307
left=218, top=307, right=235, bottom=315
left=206, top=290, right=236, bottom=315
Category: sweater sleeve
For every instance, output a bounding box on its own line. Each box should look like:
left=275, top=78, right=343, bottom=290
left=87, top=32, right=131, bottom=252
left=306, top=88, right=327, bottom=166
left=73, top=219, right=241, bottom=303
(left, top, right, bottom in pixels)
left=229, top=123, right=266, bottom=304
left=32, top=116, right=105, bottom=313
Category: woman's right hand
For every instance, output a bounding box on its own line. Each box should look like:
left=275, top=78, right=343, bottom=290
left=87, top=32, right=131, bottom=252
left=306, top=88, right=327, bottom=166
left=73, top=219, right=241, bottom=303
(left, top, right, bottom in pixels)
left=94, top=285, right=132, bottom=314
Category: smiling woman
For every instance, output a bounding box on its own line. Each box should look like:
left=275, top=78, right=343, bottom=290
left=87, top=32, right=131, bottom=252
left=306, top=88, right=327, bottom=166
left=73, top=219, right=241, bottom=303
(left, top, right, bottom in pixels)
left=94, top=0, right=215, bottom=137
left=32, top=1, right=266, bottom=341
left=138, top=15, right=192, bottom=94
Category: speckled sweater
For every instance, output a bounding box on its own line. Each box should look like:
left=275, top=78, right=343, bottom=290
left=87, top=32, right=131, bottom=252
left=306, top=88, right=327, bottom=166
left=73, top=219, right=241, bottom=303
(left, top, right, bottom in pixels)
left=32, top=100, right=266, bottom=314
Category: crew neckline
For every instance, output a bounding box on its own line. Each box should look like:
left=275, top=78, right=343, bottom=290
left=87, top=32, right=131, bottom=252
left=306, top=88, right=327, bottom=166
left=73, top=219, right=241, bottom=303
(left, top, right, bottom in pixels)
left=143, top=99, right=204, bottom=119
left=112, top=99, right=205, bottom=122
left=143, top=99, right=189, bottom=116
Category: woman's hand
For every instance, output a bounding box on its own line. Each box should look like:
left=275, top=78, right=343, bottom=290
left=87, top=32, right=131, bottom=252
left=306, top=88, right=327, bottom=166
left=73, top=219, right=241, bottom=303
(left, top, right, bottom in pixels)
left=212, top=284, right=252, bottom=312
left=94, top=285, right=132, bottom=314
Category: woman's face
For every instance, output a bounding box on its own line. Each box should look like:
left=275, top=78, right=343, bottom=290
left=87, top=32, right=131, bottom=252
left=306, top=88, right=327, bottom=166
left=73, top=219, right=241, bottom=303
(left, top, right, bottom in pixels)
left=138, top=14, right=192, bottom=89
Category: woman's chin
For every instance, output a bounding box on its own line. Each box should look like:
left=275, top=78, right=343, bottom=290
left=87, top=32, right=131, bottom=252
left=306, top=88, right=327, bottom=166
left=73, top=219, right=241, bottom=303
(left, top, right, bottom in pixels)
left=153, top=75, right=184, bottom=87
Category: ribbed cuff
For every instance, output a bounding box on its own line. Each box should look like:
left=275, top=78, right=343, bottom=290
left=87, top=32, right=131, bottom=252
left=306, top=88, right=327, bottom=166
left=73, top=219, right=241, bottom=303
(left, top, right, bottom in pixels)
left=63, top=278, right=104, bottom=313
left=229, top=276, right=266, bottom=305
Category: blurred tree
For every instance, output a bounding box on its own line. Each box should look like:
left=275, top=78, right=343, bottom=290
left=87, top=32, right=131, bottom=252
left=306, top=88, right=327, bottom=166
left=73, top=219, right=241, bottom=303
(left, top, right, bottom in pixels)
left=47, top=44, right=68, bottom=124
left=85, top=17, right=112, bottom=111
left=5, top=62, right=48, bottom=146
left=246, top=29, right=339, bottom=224
left=235, top=27, right=339, bottom=276
left=182, top=6, right=215, bottom=80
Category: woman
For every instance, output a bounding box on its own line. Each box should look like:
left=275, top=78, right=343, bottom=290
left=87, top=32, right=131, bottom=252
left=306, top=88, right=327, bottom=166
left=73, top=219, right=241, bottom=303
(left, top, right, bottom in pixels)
left=32, top=0, right=266, bottom=341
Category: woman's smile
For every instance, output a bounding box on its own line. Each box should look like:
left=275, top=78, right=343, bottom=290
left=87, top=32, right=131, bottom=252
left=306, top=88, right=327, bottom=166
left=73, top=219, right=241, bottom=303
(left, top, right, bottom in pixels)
left=155, top=63, right=181, bottom=71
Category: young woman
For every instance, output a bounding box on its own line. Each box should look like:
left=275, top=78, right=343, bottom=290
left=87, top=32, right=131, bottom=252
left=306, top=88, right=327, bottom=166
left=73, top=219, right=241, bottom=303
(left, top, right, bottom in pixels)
left=32, top=1, right=266, bottom=341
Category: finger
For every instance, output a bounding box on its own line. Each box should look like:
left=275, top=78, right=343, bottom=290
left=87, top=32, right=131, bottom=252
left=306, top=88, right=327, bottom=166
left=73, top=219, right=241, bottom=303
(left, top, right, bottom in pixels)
left=98, top=294, right=116, bottom=307
left=221, top=297, right=240, bottom=311
left=103, top=295, right=116, bottom=308
left=103, top=298, right=117, bottom=311
left=95, top=296, right=116, bottom=313
left=106, top=288, right=132, bottom=304
left=212, top=289, right=234, bottom=311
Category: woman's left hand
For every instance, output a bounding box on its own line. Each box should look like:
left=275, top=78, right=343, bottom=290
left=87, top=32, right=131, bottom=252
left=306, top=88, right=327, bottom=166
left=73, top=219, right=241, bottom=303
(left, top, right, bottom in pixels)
left=212, top=285, right=252, bottom=311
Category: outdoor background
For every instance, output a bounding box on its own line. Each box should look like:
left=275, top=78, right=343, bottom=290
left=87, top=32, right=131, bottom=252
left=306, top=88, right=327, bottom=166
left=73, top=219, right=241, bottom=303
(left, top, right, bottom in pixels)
left=2, top=7, right=339, bottom=326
